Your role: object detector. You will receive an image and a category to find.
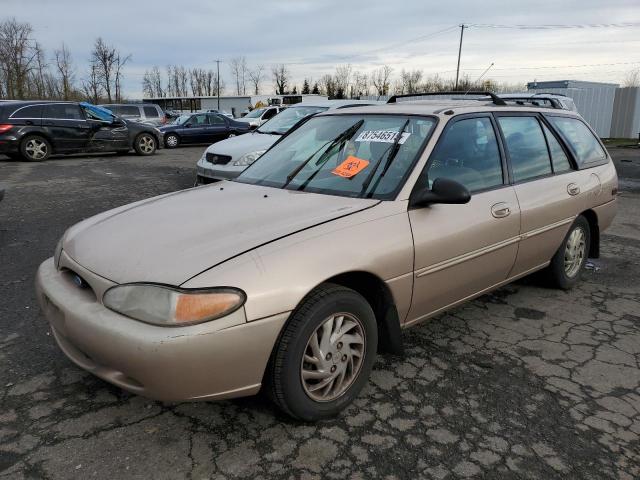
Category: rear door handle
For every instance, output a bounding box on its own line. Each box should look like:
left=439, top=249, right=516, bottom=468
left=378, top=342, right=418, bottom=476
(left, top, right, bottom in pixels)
left=567, top=183, right=580, bottom=196
left=491, top=202, right=511, bottom=218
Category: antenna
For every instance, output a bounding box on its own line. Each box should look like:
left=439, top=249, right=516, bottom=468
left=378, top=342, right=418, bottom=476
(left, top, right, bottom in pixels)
left=465, top=63, right=495, bottom=95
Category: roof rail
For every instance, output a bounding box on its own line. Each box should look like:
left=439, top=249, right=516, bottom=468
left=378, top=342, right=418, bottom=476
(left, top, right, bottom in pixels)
left=505, top=95, right=564, bottom=109
left=387, top=91, right=507, bottom=106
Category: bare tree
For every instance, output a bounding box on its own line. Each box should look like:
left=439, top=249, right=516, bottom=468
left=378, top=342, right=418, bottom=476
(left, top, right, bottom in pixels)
left=0, top=18, right=39, bottom=99
left=229, top=56, right=248, bottom=95
left=399, top=69, right=423, bottom=94
left=82, top=64, right=103, bottom=103
left=371, top=65, right=393, bottom=97
left=54, top=43, right=75, bottom=100
left=351, top=70, right=368, bottom=98
left=114, top=51, right=131, bottom=102
left=272, top=64, right=290, bottom=94
left=334, top=64, right=352, bottom=98
left=319, top=74, right=336, bottom=98
left=248, top=65, right=265, bottom=95
left=142, top=65, right=164, bottom=98
left=90, top=38, right=116, bottom=102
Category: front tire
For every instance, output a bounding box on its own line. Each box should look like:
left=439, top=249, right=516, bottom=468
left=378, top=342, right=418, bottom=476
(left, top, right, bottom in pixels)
left=20, top=135, right=51, bottom=162
left=164, top=133, right=179, bottom=148
left=134, top=133, right=157, bottom=156
left=267, top=283, right=378, bottom=421
left=546, top=215, right=590, bottom=289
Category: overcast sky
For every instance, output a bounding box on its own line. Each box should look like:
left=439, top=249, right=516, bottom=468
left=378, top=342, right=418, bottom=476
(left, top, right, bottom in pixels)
left=6, top=0, right=640, bottom=97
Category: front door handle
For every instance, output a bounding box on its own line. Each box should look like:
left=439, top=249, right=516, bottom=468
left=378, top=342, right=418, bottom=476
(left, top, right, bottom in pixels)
left=491, top=202, right=511, bottom=218
left=567, top=183, right=580, bottom=196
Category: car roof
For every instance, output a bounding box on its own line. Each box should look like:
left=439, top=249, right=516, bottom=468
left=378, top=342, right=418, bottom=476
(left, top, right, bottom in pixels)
left=291, top=99, right=385, bottom=110
left=319, top=100, right=582, bottom=118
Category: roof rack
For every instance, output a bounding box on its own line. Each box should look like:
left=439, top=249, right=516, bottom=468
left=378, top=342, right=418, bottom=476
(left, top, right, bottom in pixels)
left=387, top=91, right=507, bottom=106
left=499, top=95, right=565, bottom=109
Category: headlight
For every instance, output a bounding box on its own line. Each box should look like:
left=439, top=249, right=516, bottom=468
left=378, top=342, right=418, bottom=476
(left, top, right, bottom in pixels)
left=233, top=150, right=266, bottom=166
left=103, top=284, right=246, bottom=326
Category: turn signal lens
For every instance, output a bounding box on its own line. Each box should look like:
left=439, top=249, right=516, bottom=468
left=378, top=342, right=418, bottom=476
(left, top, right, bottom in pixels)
left=103, top=284, right=246, bottom=326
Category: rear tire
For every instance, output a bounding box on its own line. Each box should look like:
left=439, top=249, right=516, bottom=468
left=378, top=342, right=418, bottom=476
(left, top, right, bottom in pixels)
left=164, top=133, right=179, bottom=148
left=267, top=283, right=378, bottom=421
left=134, top=133, right=157, bottom=156
left=20, top=135, right=51, bottom=162
left=546, top=215, right=590, bottom=290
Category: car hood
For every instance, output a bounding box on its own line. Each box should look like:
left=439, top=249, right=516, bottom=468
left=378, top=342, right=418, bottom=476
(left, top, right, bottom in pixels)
left=204, top=131, right=279, bottom=159
left=63, top=182, right=379, bottom=286
left=235, top=117, right=260, bottom=124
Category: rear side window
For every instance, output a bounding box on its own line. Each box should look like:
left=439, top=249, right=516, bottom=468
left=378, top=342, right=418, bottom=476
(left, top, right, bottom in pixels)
left=498, top=116, right=551, bottom=182
left=143, top=106, right=159, bottom=118
left=11, top=104, right=42, bottom=118
left=118, top=106, right=141, bottom=117
left=541, top=123, right=572, bottom=173
left=428, top=117, right=503, bottom=193
left=42, top=104, right=83, bottom=120
left=263, top=108, right=278, bottom=120
left=547, top=116, right=606, bottom=166
left=209, top=114, right=226, bottom=125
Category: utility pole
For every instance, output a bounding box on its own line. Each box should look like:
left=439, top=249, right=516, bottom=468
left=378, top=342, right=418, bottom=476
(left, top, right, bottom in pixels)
left=455, top=24, right=466, bottom=90
left=215, top=59, right=221, bottom=110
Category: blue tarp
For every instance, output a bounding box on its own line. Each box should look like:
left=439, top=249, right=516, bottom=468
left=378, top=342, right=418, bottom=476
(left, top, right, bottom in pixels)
left=80, top=102, right=114, bottom=122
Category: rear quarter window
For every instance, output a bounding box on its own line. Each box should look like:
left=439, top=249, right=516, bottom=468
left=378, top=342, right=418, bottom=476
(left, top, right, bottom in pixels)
left=118, top=106, right=141, bottom=117
left=143, top=106, right=159, bottom=118
left=10, top=104, right=43, bottom=119
left=547, top=116, right=606, bottom=167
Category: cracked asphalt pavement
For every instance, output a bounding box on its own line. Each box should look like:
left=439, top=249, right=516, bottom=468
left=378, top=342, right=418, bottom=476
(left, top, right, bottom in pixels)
left=1, top=145, right=639, bottom=479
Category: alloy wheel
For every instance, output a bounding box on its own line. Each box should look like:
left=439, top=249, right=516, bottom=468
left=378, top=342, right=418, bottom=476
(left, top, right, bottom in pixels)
left=138, top=135, right=155, bottom=153
left=564, top=227, right=586, bottom=278
left=300, top=312, right=365, bottom=402
left=166, top=135, right=178, bottom=147
left=25, top=139, right=48, bottom=160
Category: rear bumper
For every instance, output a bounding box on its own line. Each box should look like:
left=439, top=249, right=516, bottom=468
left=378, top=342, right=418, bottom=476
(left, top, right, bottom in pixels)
left=0, top=138, right=19, bottom=154
left=35, top=257, right=288, bottom=402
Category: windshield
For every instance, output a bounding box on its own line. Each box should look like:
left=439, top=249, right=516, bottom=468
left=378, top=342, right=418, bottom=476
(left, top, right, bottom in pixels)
left=245, top=108, right=266, bottom=119
left=174, top=115, right=191, bottom=125
left=235, top=114, right=436, bottom=200
left=257, top=106, right=328, bottom=135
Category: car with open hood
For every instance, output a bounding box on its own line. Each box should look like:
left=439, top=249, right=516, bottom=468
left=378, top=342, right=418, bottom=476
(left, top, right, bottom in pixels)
left=195, top=100, right=383, bottom=184
left=36, top=92, right=617, bottom=420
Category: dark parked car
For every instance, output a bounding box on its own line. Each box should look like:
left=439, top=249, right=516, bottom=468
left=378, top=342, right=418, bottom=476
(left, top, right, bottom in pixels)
left=0, top=101, right=163, bottom=161
left=159, top=112, right=250, bottom=148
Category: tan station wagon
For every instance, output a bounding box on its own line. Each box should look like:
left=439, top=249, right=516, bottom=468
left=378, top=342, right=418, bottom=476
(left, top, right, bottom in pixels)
left=36, top=92, right=617, bottom=420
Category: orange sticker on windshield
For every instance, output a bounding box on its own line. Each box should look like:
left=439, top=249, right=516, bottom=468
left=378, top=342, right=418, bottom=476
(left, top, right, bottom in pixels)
left=332, top=156, right=370, bottom=178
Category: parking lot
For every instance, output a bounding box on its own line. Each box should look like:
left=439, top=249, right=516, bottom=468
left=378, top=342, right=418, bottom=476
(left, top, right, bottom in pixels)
left=1, top=145, right=639, bottom=479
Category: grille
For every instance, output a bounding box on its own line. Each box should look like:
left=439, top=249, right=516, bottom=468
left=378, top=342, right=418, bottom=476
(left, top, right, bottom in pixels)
left=206, top=152, right=232, bottom=165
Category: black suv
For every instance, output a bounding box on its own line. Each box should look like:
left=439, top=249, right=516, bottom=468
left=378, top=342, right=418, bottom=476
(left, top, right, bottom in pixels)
left=0, top=101, right=163, bottom=161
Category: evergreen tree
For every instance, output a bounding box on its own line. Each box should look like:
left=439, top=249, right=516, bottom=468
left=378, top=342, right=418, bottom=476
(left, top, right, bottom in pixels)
left=302, top=79, right=310, bottom=94
left=312, top=82, right=320, bottom=94
left=292, top=85, right=298, bottom=94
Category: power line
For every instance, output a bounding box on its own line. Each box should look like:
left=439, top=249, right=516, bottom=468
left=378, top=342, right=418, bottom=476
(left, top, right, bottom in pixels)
left=469, top=22, right=640, bottom=30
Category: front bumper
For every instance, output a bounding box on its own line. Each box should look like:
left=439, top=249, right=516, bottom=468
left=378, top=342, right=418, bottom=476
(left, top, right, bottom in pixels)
left=35, top=256, right=288, bottom=402
left=196, top=158, right=245, bottom=184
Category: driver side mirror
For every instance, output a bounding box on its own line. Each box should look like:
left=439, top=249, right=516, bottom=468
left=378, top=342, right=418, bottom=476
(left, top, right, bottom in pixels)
left=185, top=123, right=192, bottom=128
left=111, top=118, right=125, bottom=127
left=409, top=178, right=471, bottom=208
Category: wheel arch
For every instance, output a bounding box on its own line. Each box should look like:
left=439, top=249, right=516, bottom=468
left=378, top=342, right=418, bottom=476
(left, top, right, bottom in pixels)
left=580, top=209, right=599, bottom=258
left=20, top=131, right=56, bottom=153
left=318, top=271, right=404, bottom=355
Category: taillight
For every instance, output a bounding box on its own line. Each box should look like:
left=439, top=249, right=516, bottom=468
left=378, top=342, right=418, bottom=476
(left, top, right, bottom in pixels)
left=0, top=124, right=13, bottom=133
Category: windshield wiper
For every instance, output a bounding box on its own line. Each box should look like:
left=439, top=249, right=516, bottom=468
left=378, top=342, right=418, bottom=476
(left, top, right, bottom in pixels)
left=359, top=119, right=410, bottom=198
left=282, top=119, right=364, bottom=189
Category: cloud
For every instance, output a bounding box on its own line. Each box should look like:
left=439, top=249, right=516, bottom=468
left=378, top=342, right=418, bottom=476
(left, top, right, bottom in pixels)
left=5, top=0, right=640, bottom=97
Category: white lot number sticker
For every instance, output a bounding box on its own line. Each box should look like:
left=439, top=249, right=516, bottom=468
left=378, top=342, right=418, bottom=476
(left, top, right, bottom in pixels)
left=355, top=130, right=410, bottom=144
